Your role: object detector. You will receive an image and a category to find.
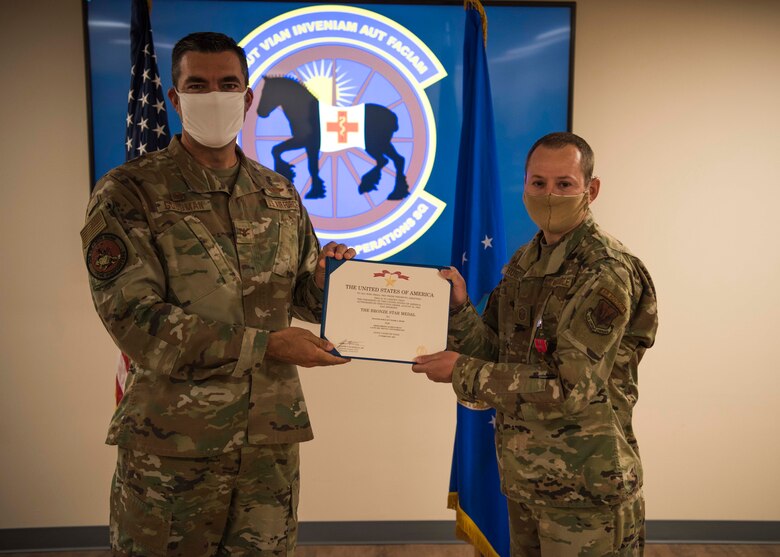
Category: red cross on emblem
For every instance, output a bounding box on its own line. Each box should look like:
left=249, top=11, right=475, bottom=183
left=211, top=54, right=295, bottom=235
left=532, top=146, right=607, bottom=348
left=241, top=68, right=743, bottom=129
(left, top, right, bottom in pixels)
left=326, top=111, right=359, bottom=143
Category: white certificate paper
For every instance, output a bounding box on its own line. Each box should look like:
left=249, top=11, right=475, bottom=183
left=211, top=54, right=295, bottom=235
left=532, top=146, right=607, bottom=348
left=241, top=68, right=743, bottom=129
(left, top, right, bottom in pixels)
left=321, top=259, right=451, bottom=363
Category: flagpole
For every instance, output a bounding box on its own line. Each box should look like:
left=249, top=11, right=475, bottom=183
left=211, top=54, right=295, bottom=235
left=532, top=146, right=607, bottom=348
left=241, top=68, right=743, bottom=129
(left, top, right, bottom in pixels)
left=448, top=0, right=509, bottom=555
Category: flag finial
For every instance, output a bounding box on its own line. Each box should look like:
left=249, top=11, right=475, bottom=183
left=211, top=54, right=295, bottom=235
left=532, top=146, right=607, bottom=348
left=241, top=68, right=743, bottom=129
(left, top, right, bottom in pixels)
left=464, top=0, right=488, bottom=45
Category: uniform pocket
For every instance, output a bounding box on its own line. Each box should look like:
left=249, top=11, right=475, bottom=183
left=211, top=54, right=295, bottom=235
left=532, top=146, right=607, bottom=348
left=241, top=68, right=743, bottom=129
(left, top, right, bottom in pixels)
left=156, top=216, right=235, bottom=307
left=272, top=211, right=299, bottom=278
left=120, top=485, right=172, bottom=556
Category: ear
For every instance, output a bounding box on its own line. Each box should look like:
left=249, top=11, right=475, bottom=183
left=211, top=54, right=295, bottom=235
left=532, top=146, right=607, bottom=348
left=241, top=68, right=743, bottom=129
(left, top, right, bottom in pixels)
left=587, top=176, right=601, bottom=203
left=167, top=87, right=181, bottom=115
left=243, top=87, right=254, bottom=115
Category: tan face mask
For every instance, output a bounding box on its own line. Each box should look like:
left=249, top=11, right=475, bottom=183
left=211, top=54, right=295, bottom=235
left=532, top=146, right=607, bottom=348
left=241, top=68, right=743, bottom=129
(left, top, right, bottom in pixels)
left=522, top=191, right=589, bottom=235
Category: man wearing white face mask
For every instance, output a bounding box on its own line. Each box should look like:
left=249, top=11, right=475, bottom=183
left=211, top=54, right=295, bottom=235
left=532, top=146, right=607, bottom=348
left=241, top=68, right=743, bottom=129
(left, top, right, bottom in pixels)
left=412, top=133, right=658, bottom=556
left=82, top=32, right=355, bottom=556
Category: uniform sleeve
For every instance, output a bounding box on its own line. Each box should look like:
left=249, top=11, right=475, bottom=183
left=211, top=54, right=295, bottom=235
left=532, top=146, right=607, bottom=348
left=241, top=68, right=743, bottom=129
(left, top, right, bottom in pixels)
left=290, top=195, right=324, bottom=323
left=82, top=174, right=267, bottom=381
left=447, top=285, right=502, bottom=360
left=452, top=263, right=647, bottom=420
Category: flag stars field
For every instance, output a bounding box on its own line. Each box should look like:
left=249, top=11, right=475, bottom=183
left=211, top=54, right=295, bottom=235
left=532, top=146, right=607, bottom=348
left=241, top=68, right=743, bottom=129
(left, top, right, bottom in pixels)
left=481, top=235, right=493, bottom=249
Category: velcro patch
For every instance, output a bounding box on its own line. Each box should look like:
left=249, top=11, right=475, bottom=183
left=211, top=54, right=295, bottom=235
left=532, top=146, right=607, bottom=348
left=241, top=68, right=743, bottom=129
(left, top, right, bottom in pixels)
left=234, top=221, right=254, bottom=244
left=586, top=297, right=619, bottom=335
left=503, top=265, right=524, bottom=281
left=544, top=275, right=574, bottom=289
left=598, top=287, right=626, bottom=314
left=87, top=234, right=128, bottom=280
left=156, top=199, right=212, bottom=213
left=81, top=211, right=107, bottom=248
left=266, top=198, right=298, bottom=211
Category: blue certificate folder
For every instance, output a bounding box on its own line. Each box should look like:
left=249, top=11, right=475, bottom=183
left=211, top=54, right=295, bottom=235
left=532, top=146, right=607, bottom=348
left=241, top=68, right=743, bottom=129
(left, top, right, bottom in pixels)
left=321, top=258, right=452, bottom=364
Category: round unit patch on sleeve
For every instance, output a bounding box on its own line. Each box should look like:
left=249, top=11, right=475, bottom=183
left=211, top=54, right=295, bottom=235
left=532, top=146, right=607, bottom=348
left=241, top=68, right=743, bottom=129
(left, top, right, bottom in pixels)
left=87, top=234, right=128, bottom=280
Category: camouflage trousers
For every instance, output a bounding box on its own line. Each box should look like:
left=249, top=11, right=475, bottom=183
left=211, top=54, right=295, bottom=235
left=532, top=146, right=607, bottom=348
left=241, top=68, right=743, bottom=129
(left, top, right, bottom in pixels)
left=110, top=443, right=300, bottom=557
left=507, top=490, right=645, bottom=557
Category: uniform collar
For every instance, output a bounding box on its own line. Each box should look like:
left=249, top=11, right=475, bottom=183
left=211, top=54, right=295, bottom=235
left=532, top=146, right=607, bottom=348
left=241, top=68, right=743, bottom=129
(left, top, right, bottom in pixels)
left=169, top=135, right=262, bottom=197
left=516, top=211, right=595, bottom=277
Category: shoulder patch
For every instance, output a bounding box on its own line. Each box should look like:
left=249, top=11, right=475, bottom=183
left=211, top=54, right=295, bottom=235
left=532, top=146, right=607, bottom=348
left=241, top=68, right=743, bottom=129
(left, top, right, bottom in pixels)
left=81, top=211, right=107, bottom=248
left=87, top=233, right=128, bottom=280
left=598, top=287, right=626, bottom=314
left=585, top=293, right=621, bottom=335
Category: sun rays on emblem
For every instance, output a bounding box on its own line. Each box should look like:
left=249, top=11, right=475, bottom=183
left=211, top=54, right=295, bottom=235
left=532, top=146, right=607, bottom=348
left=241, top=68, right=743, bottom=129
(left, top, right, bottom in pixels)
left=297, top=60, right=356, bottom=106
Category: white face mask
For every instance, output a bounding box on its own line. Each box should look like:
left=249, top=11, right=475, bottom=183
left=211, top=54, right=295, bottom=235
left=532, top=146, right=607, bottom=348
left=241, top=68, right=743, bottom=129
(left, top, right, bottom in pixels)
left=176, top=90, right=247, bottom=148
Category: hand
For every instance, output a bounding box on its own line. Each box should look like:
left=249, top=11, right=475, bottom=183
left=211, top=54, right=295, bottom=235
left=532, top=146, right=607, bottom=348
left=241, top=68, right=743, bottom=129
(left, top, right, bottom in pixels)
left=267, top=327, right=350, bottom=367
left=439, top=267, right=468, bottom=308
left=411, top=351, right=461, bottom=383
left=315, top=241, right=357, bottom=289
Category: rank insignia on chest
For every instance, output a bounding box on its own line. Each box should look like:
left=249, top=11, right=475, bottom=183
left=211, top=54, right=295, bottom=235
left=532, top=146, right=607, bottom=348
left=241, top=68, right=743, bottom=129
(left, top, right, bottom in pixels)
left=234, top=221, right=254, bottom=244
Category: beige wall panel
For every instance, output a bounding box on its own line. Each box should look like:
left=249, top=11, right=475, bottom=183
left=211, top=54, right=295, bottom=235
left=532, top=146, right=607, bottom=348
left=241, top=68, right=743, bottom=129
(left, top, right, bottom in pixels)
left=0, top=0, right=116, bottom=527
left=574, top=0, right=780, bottom=520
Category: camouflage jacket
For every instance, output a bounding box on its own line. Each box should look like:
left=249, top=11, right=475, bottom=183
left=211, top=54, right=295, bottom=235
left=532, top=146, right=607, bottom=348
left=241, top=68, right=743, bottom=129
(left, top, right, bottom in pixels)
left=81, top=136, right=323, bottom=457
left=449, top=213, right=658, bottom=507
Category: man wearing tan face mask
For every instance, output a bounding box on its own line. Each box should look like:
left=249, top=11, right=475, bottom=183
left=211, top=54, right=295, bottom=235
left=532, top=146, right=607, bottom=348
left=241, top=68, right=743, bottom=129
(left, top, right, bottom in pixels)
left=413, top=133, right=658, bottom=556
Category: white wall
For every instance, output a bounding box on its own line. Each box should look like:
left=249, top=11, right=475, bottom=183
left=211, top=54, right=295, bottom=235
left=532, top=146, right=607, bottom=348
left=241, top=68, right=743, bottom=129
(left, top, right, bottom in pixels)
left=0, top=0, right=778, bottom=529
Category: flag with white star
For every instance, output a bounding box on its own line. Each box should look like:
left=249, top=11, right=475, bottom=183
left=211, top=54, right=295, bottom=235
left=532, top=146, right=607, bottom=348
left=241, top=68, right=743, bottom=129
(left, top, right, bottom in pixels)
left=447, top=2, right=510, bottom=556
left=117, top=0, right=169, bottom=406
left=125, top=0, right=169, bottom=162
left=450, top=5, right=507, bottom=309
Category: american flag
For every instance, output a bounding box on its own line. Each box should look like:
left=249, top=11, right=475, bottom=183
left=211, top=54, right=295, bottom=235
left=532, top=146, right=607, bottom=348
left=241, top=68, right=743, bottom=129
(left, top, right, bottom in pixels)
left=117, top=0, right=170, bottom=404
left=126, top=0, right=169, bottom=161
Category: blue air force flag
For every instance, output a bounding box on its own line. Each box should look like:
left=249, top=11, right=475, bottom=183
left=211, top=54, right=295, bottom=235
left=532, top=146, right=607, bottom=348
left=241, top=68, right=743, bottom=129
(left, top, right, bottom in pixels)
left=447, top=2, right=510, bottom=556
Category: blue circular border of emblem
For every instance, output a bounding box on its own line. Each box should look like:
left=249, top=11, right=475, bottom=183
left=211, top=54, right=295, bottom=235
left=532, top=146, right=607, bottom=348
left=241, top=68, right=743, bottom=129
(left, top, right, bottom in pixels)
left=238, top=5, right=447, bottom=260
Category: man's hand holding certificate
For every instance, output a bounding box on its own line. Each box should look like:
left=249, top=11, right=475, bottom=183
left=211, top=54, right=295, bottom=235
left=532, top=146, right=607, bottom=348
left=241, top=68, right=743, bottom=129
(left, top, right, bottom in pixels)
left=321, top=259, right=452, bottom=363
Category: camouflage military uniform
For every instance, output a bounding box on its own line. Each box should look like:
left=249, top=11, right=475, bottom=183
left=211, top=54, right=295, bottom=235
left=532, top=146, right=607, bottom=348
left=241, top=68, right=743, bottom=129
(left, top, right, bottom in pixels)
left=81, top=136, right=323, bottom=556
left=449, top=213, right=658, bottom=556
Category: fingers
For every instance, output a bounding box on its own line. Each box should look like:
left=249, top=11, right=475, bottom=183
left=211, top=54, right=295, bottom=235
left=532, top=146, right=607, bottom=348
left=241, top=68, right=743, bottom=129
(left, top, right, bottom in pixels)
left=315, top=243, right=356, bottom=289
left=440, top=266, right=468, bottom=307
left=267, top=327, right=350, bottom=367
left=319, top=242, right=356, bottom=261
left=410, top=351, right=458, bottom=383
left=307, top=334, right=334, bottom=352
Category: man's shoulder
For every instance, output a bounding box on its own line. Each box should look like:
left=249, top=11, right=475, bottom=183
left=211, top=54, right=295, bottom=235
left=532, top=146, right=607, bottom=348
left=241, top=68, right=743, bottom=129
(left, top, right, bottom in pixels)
left=241, top=157, right=297, bottom=193
left=88, top=149, right=178, bottom=215
left=579, top=222, right=635, bottom=264
left=97, top=148, right=175, bottom=189
left=580, top=222, right=654, bottom=294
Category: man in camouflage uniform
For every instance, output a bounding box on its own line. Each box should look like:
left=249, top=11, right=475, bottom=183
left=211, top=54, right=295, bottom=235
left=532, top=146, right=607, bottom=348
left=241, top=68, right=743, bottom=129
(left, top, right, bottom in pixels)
left=81, top=32, right=354, bottom=556
left=413, top=133, right=658, bottom=556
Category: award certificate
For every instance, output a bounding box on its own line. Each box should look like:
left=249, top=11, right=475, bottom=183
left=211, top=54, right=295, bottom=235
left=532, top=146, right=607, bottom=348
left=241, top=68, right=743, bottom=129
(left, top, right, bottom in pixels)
left=321, top=259, right=451, bottom=363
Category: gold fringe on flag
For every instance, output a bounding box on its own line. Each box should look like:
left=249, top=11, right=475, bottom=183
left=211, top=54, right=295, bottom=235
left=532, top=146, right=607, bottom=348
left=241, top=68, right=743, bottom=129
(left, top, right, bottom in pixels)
left=448, top=492, right=501, bottom=557
left=464, top=0, right=488, bottom=45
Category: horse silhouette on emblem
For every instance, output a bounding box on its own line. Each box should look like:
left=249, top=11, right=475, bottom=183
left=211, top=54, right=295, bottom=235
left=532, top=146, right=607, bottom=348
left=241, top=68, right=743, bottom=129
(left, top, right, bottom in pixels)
left=256, top=76, right=410, bottom=201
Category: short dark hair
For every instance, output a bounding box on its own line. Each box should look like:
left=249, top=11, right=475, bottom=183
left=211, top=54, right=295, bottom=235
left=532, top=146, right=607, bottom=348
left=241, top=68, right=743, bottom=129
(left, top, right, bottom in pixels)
left=171, top=32, right=248, bottom=88
left=525, top=132, right=595, bottom=182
